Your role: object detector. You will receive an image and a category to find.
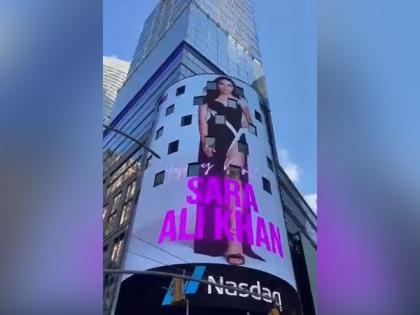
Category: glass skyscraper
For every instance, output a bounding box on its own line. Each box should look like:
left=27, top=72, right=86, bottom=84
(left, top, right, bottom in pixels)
left=103, top=1, right=316, bottom=314
left=128, top=0, right=262, bottom=84
left=103, top=56, right=130, bottom=123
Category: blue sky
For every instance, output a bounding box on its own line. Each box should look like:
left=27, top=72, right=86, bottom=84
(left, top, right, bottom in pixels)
left=103, top=0, right=317, bottom=212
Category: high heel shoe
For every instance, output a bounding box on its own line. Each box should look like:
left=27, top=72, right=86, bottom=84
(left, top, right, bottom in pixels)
left=224, top=252, right=245, bottom=266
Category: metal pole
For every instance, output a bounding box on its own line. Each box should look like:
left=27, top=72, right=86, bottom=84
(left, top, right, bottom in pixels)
left=186, top=299, right=190, bottom=315
left=103, top=124, right=161, bottom=159
left=183, top=269, right=189, bottom=315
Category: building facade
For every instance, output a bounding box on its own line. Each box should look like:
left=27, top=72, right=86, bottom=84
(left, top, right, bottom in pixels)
left=103, top=1, right=316, bottom=314
left=103, top=56, right=130, bottom=123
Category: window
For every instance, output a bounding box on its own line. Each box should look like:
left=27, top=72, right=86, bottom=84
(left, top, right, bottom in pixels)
left=181, top=115, right=192, bottom=126
left=112, top=193, right=122, bottom=212
left=168, top=140, right=179, bottom=154
left=103, top=245, right=109, bottom=267
left=176, top=85, right=186, bottom=96
left=234, top=86, right=245, bottom=98
left=103, top=205, right=109, bottom=220
left=126, top=181, right=137, bottom=199
left=215, top=115, right=226, bottom=125
left=267, top=157, right=273, bottom=171
left=255, top=110, right=262, bottom=122
left=227, top=98, right=238, bottom=108
left=187, top=162, right=200, bottom=177
left=238, top=140, right=249, bottom=155
left=146, top=155, right=152, bottom=169
left=166, top=104, right=175, bottom=116
left=248, top=123, right=257, bottom=136
left=155, top=126, right=164, bottom=139
left=160, top=93, right=168, bottom=102
left=193, top=96, right=204, bottom=106
left=204, top=136, right=216, bottom=149
left=119, top=201, right=132, bottom=225
left=206, top=81, right=217, bottom=91
left=105, top=211, right=117, bottom=235
left=111, top=235, right=125, bottom=263
left=104, top=275, right=117, bottom=310
left=156, top=93, right=168, bottom=113
left=262, top=177, right=272, bottom=194
left=228, top=165, right=242, bottom=178
left=154, top=170, right=165, bottom=187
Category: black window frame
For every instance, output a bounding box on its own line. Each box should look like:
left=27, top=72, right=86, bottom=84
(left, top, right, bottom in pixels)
left=255, top=110, right=262, bottom=122
left=167, top=140, right=179, bottom=155
left=228, top=164, right=242, bottom=178
left=155, top=126, right=164, bottom=139
left=215, top=114, right=226, bottom=125
left=262, top=177, right=272, bottom=194
left=193, top=96, right=205, bottom=106
left=165, top=104, right=175, bottom=116
left=187, top=162, right=200, bottom=177
left=238, top=140, right=249, bottom=155
left=204, top=136, right=216, bottom=149
left=176, top=85, right=186, bottom=96
left=267, top=156, right=273, bottom=171
left=146, top=155, right=152, bottom=169
left=234, top=86, right=245, bottom=98
left=153, top=170, right=165, bottom=187
left=227, top=98, right=238, bottom=109
left=206, top=81, right=217, bottom=91
left=248, top=123, right=257, bottom=136
left=181, top=115, right=192, bottom=126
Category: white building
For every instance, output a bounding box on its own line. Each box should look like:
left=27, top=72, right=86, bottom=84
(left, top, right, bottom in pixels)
left=103, top=56, right=130, bottom=123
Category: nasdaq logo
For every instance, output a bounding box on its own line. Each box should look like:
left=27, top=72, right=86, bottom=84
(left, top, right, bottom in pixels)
left=207, top=276, right=282, bottom=306
left=161, top=266, right=206, bottom=305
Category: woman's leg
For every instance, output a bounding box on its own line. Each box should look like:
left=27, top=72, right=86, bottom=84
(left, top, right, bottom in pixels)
left=224, top=141, right=246, bottom=265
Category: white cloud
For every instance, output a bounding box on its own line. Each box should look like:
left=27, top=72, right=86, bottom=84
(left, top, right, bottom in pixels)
left=304, top=193, right=317, bottom=214
left=284, top=164, right=300, bottom=184
left=278, top=149, right=301, bottom=184
left=277, top=148, right=316, bottom=214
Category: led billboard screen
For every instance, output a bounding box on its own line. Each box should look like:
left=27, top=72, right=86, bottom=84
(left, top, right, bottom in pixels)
left=121, top=74, right=300, bottom=313
left=117, top=264, right=302, bottom=315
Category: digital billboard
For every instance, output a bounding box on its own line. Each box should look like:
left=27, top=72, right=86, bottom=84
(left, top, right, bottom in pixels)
left=121, top=74, right=301, bottom=313
left=116, top=264, right=302, bottom=315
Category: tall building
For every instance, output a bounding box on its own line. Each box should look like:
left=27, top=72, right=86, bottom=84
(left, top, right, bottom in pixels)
left=103, top=1, right=316, bottom=314
left=103, top=56, right=130, bottom=123
left=278, top=165, right=317, bottom=314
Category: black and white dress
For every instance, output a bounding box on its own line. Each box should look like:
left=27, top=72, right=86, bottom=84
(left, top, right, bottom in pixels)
left=193, top=99, right=264, bottom=261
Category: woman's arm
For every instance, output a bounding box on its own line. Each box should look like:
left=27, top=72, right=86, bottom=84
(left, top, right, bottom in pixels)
left=199, top=103, right=209, bottom=144
left=199, top=103, right=216, bottom=158
left=239, top=98, right=253, bottom=126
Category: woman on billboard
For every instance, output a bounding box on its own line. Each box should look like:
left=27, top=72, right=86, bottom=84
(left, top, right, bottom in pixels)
left=194, top=76, right=263, bottom=266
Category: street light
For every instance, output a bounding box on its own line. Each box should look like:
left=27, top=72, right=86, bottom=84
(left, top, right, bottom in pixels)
left=103, top=124, right=161, bottom=159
